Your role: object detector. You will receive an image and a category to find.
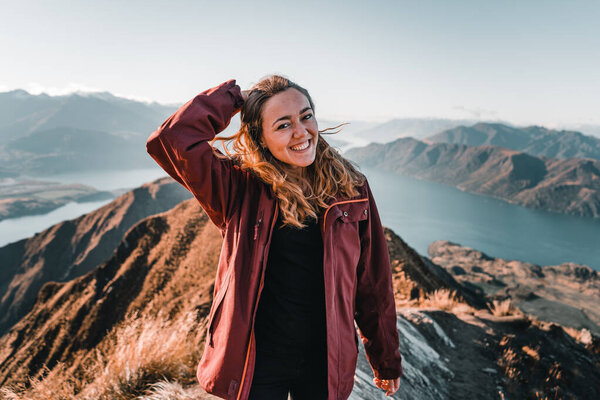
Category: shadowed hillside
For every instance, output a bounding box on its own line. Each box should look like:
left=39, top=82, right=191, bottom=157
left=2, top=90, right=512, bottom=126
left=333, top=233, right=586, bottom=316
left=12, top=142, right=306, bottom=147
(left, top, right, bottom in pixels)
left=0, top=177, right=191, bottom=336
left=0, top=199, right=224, bottom=395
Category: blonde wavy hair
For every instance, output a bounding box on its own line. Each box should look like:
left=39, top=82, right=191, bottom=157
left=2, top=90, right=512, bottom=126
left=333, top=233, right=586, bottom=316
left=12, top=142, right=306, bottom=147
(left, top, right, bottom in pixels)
left=212, top=74, right=366, bottom=228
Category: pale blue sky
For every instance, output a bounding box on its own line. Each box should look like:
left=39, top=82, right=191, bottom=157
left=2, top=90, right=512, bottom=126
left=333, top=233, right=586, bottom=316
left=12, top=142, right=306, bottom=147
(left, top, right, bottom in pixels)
left=1, top=0, right=598, bottom=126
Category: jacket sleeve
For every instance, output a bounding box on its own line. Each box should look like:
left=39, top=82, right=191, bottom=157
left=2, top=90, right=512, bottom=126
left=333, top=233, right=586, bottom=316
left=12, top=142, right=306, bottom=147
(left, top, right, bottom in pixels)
left=145, top=79, right=246, bottom=230
left=354, top=179, right=403, bottom=380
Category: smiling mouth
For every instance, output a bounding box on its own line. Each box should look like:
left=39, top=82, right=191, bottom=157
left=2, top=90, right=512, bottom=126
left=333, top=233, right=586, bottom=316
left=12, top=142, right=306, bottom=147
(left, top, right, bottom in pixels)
left=290, top=138, right=311, bottom=152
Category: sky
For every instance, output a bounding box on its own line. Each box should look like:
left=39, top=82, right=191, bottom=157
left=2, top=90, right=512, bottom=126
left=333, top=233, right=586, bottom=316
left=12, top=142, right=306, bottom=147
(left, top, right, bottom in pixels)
left=1, top=0, right=599, bottom=127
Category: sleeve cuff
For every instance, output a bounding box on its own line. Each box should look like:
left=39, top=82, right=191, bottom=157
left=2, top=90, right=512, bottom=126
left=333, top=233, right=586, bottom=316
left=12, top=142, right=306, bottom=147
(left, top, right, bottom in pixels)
left=226, top=79, right=245, bottom=110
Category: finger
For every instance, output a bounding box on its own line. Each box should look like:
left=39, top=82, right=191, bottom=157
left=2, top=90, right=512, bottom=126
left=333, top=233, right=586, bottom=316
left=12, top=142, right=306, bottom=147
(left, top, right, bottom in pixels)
left=385, top=382, right=396, bottom=396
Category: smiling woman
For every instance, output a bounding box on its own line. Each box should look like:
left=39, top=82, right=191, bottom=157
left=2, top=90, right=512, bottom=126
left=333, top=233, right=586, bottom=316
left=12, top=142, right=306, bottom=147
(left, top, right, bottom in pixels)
left=146, top=76, right=403, bottom=400
left=212, top=75, right=366, bottom=229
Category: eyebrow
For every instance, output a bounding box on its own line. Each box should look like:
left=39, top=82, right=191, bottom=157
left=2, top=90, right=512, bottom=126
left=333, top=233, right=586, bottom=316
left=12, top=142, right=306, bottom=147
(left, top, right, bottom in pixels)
left=271, top=107, right=313, bottom=127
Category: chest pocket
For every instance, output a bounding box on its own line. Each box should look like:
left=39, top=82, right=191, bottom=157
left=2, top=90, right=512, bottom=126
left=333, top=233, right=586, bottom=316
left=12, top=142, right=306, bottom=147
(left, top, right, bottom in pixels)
left=331, top=200, right=369, bottom=270
left=336, top=200, right=369, bottom=224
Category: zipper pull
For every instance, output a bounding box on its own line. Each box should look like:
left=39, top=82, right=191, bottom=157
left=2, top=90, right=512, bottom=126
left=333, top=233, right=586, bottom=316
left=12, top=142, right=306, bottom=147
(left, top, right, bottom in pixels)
left=253, top=216, right=262, bottom=240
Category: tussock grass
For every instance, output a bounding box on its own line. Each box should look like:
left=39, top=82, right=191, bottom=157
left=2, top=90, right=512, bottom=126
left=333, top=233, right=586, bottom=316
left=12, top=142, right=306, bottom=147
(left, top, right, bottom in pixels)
left=136, top=380, right=207, bottom=400
left=0, top=310, right=204, bottom=400
left=562, top=326, right=594, bottom=345
left=488, top=298, right=523, bottom=317
left=416, top=288, right=474, bottom=313
left=0, top=363, right=78, bottom=400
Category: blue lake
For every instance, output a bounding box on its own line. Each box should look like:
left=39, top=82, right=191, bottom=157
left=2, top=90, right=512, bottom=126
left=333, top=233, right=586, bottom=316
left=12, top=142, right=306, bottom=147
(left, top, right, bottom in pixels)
left=0, top=168, right=167, bottom=247
left=361, top=167, right=600, bottom=271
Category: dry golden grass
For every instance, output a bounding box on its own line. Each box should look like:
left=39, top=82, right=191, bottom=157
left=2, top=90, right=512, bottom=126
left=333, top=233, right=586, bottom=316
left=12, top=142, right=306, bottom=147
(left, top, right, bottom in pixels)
left=136, top=380, right=209, bottom=400
left=0, top=363, right=78, bottom=400
left=416, top=288, right=475, bottom=314
left=521, top=345, right=540, bottom=361
left=0, top=309, right=204, bottom=400
left=562, top=326, right=594, bottom=345
left=488, top=298, right=524, bottom=317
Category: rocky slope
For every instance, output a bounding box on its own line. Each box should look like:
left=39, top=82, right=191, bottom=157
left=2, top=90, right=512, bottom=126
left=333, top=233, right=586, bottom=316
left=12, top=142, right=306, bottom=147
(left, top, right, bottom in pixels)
left=428, top=240, right=600, bottom=335
left=0, top=176, right=191, bottom=336
left=0, top=198, right=223, bottom=389
left=345, top=137, right=600, bottom=218
left=0, top=195, right=598, bottom=399
left=426, top=122, right=600, bottom=161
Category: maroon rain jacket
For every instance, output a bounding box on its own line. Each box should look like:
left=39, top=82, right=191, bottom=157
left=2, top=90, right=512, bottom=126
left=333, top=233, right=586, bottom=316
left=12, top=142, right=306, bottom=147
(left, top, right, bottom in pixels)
left=146, top=79, right=403, bottom=400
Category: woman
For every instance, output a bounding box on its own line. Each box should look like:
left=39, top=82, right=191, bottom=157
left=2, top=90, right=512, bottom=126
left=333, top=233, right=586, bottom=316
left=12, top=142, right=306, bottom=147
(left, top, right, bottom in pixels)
left=146, top=76, right=402, bottom=400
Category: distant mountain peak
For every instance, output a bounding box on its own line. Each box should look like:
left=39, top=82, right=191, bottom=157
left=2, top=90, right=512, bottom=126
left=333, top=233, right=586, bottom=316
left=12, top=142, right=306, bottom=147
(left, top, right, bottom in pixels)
left=5, top=89, right=31, bottom=98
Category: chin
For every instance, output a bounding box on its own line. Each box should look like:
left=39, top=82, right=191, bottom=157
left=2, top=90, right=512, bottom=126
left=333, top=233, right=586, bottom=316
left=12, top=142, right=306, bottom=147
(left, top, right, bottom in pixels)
left=295, top=155, right=316, bottom=168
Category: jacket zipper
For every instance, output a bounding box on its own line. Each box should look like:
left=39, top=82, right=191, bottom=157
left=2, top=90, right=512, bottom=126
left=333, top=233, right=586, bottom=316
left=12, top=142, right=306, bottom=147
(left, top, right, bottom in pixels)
left=237, top=205, right=278, bottom=400
left=320, top=197, right=368, bottom=400
left=253, top=211, right=263, bottom=241
left=238, top=197, right=367, bottom=400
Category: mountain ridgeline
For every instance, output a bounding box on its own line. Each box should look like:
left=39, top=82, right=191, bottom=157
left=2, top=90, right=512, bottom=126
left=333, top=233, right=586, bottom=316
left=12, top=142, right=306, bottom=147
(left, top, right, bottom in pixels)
left=426, top=122, right=600, bottom=161
left=0, top=90, right=177, bottom=177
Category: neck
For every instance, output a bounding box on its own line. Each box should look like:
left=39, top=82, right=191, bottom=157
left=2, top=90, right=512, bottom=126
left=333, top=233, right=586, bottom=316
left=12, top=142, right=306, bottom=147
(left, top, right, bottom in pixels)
left=286, top=165, right=307, bottom=181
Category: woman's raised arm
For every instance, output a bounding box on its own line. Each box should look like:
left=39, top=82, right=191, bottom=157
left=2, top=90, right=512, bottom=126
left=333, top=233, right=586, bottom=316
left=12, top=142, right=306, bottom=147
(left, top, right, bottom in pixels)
left=146, top=79, right=246, bottom=230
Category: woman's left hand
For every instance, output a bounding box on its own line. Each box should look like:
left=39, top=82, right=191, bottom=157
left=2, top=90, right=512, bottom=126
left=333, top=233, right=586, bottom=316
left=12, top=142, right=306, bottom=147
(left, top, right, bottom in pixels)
left=373, top=376, right=400, bottom=396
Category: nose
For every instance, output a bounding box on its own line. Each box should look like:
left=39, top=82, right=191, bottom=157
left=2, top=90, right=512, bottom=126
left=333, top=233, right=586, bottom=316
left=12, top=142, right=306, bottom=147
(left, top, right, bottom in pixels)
left=292, top=119, right=310, bottom=138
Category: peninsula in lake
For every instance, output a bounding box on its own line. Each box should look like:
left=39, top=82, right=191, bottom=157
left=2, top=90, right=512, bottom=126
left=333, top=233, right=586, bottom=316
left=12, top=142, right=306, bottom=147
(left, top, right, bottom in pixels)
left=344, top=128, right=600, bottom=218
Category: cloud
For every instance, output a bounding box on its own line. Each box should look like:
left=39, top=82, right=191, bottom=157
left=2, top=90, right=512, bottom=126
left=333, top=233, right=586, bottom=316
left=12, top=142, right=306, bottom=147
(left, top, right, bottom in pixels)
left=24, top=82, right=104, bottom=96
left=452, top=105, right=499, bottom=119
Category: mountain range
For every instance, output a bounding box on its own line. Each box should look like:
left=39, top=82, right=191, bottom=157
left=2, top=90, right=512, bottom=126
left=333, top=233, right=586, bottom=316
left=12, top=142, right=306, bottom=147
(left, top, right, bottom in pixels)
left=0, top=90, right=177, bottom=177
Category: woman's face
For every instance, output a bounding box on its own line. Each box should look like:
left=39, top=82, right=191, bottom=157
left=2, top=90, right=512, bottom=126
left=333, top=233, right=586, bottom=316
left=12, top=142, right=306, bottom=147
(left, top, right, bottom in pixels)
left=260, top=88, right=318, bottom=170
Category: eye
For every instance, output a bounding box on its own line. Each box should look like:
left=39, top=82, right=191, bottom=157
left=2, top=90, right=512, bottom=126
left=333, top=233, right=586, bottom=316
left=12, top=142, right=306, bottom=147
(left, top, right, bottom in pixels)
left=303, top=113, right=313, bottom=120
left=276, top=122, right=290, bottom=130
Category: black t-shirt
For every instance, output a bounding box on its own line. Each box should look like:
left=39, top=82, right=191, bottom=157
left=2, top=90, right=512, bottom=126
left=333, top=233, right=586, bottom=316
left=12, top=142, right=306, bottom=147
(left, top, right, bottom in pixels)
left=254, top=211, right=327, bottom=357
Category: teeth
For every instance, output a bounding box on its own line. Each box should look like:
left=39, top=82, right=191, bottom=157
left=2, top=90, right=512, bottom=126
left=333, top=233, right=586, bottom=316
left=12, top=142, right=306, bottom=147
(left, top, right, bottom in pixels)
left=291, top=140, right=310, bottom=151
